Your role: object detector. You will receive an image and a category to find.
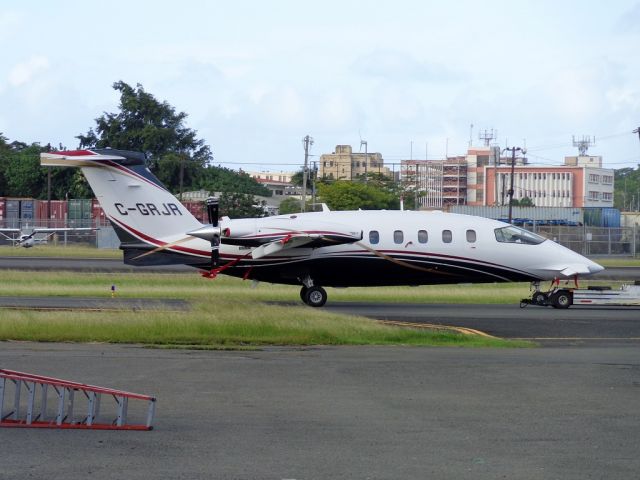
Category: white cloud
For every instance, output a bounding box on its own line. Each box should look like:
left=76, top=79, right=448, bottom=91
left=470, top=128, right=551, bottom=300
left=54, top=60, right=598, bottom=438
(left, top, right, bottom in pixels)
left=0, top=11, right=23, bottom=41
left=617, top=3, right=640, bottom=33
left=318, top=91, right=355, bottom=128
left=352, top=50, right=462, bottom=83
left=264, top=86, right=306, bottom=127
left=545, top=69, right=601, bottom=121
left=8, top=56, right=50, bottom=87
left=606, top=86, right=640, bottom=112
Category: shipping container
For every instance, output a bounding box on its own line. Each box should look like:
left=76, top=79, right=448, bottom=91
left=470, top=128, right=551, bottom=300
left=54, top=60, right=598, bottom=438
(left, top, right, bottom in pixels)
left=4, top=204, right=19, bottom=228
left=35, top=200, right=68, bottom=228
left=449, top=206, right=584, bottom=226
left=68, top=199, right=92, bottom=227
left=20, top=200, right=34, bottom=221
left=583, top=207, right=621, bottom=228
left=183, top=201, right=206, bottom=222
left=6, top=199, right=20, bottom=219
left=91, top=199, right=108, bottom=226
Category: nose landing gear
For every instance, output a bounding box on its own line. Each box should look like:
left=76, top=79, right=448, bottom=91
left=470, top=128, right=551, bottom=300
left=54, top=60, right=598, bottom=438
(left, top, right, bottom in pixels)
left=521, top=281, right=573, bottom=309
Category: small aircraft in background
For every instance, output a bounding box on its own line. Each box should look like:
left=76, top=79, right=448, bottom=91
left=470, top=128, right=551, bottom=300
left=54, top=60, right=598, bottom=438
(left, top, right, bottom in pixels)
left=41, top=148, right=605, bottom=307
left=0, top=227, right=96, bottom=248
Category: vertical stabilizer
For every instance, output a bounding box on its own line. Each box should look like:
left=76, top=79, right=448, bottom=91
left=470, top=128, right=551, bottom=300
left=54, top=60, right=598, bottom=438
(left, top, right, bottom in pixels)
left=41, top=149, right=208, bottom=265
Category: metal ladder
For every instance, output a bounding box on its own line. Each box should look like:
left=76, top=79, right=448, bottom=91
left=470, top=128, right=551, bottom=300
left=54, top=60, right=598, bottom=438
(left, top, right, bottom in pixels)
left=0, top=369, right=156, bottom=430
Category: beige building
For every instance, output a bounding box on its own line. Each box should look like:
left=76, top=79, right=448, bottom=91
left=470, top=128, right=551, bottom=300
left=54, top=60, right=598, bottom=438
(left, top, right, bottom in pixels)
left=319, top=145, right=392, bottom=180
left=248, top=171, right=295, bottom=184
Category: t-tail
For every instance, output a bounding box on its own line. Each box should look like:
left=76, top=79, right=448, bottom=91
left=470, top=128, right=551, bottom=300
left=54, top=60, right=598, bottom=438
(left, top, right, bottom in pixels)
left=41, top=149, right=210, bottom=267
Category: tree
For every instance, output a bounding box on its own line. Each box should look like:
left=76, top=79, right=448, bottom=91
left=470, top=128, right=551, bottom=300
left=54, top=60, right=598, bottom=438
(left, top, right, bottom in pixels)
left=77, top=81, right=212, bottom=192
left=511, top=197, right=535, bottom=207
left=197, top=167, right=271, bottom=197
left=0, top=141, right=54, bottom=198
left=615, top=166, right=640, bottom=211
left=0, top=133, right=10, bottom=195
left=219, top=192, right=266, bottom=218
left=317, top=180, right=397, bottom=210
left=279, top=197, right=303, bottom=214
left=290, top=169, right=306, bottom=187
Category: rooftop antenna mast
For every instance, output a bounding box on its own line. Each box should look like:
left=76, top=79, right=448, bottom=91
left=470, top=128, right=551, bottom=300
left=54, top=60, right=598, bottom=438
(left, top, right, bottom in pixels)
left=360, top=138, right=368, bottom=183
left=572, top=135, right=595, bottom=156
left=479, top=128, right=496, bottom=147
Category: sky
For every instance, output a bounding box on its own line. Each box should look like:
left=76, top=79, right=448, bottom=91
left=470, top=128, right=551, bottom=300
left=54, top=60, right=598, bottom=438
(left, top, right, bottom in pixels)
left=1, top=0, right=640, bottom=173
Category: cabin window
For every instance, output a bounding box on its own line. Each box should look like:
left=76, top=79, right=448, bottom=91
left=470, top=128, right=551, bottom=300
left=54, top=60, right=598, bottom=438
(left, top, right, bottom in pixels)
left=442, top=230, right=452, bottom=243
left=418, top=230, right=428, bottom=244
left=369, top=230, right=379, bottom=245
left=393, top=230, right=404, bottom=244
left=466, top=229, right=477, bottom=243
left=494, top=225, right=545, bottom=245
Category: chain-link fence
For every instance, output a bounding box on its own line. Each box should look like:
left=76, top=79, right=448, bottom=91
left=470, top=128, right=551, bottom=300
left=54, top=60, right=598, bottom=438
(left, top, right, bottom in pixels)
left=532, top=226, right=639, bottom=256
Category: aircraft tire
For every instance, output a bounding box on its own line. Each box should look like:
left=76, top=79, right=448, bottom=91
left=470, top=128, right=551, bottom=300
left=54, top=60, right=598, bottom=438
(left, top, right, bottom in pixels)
left=532, top=291, right=547, bottom=306
left=304, top=286, right=327, bottom=307
left=550, top=290, right=572, bottom=309
left=299, top=286, right=308, bottom=302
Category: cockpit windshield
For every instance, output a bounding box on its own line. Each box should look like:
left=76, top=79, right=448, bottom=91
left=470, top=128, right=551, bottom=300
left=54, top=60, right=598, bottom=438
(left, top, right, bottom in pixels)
left=494, top=225, right=546, bottom=245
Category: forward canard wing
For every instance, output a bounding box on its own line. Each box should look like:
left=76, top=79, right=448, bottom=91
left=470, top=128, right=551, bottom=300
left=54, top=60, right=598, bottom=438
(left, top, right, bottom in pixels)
left=539, top=263, right=604, bottom=277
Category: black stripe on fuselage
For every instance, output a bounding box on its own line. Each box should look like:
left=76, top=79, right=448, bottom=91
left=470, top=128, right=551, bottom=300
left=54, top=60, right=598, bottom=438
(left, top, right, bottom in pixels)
left=214, top=251, right=539, bottom=286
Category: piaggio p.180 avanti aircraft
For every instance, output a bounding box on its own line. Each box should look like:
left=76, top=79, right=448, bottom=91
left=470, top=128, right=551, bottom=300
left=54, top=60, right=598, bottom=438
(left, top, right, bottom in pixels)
left=41, top=149, right=604, bottom=307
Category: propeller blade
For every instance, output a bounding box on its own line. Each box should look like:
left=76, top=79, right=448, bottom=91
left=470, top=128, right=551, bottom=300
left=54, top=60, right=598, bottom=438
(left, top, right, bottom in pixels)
left=206, top=197, right=219, bottom=227
left=211, top=246, right=220, bottom=268
left=206, top=197, right=220, bottom=269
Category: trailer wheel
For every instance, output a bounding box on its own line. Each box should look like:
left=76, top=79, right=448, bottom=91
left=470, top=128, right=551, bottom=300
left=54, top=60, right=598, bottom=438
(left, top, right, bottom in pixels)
left=550, top=290, right=572, bottom=309
left=532, top=291, right=547, bottom=306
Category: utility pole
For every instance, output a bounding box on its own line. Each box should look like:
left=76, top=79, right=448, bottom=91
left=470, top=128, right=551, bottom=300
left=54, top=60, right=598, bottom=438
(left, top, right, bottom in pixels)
left=504, top=146, right=524, bottom=223
left=360, top=139, right=368, bottom=183
left=311, top=161, right=317, bottom=207
left=302, top=135, right=313, bottom=212
left=179, top=153, right=185, bottom=201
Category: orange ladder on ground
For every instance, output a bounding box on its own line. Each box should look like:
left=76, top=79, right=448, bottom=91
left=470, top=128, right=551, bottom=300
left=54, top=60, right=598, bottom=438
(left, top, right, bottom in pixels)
left=0, top=369, right=156, bottom=430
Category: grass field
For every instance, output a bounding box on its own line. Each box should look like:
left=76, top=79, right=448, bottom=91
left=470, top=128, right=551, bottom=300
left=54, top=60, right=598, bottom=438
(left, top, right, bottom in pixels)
left=0, top=245, right=120, bottom=258
left=0, top=270, right=533, bottom=348
left=2, top=245, right=634, bottom=348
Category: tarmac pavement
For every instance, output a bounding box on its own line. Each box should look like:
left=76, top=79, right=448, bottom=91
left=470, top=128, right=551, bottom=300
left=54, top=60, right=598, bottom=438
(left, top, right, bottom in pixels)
left=1, top=342, right=639, bottom=480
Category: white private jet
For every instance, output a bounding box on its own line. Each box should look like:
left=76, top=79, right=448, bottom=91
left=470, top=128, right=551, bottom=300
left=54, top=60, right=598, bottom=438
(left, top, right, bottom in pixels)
left=41, top=149, right=604, bottom=307
left=0, top=226, right=96, bottom=248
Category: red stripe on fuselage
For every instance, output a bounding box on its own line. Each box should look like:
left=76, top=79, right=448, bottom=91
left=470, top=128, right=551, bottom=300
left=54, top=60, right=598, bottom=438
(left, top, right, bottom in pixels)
left=109, top=216, right=211, bottom=257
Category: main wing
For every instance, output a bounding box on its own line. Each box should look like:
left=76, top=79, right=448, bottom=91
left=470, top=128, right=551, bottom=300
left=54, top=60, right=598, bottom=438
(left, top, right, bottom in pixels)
left=246, top=231, right=361, bottom=259
left=0, top=229, right=21, bottom=242
left=187, top=219, right=362, bottom=260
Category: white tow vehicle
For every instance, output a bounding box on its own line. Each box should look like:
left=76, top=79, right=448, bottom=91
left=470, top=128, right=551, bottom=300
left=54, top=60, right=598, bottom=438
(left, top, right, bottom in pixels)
left=523, top=281, right=640, bottom=309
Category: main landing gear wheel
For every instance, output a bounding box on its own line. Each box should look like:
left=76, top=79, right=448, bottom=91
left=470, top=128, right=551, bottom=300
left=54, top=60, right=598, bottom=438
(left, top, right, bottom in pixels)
left=299, top=286, right=308, bottom=302
left=550, top=290, right=572, bottom=309
left=303, top=286, right=327, bottom=307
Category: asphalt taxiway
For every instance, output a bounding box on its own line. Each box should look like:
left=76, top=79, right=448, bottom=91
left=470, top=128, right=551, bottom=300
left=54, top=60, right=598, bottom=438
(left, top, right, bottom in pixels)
left=2, top=256, right=640, bottom=478
left=324, top=302, right=640, bottom=343
left=1, top=342, right=639, bottom=480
